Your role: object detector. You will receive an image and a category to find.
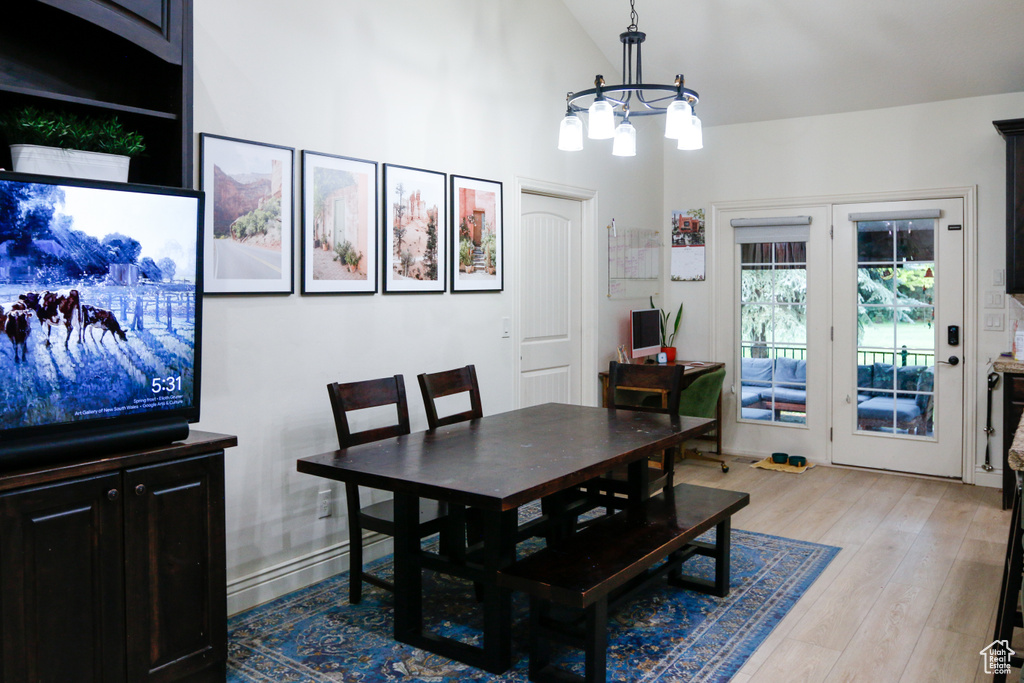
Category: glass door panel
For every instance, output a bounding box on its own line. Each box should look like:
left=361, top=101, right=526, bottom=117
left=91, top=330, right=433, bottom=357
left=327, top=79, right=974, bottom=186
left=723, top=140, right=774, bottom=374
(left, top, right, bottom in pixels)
left=739, top=241, right=807, bottom=425
left=855, top=218, right=935, bottom=437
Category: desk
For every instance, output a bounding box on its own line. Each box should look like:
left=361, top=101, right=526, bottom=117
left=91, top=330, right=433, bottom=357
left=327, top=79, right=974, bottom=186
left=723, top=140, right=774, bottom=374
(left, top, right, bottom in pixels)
left=297, top=403, right=714, bottom=674
left=599, top=361, right=725, bottom=454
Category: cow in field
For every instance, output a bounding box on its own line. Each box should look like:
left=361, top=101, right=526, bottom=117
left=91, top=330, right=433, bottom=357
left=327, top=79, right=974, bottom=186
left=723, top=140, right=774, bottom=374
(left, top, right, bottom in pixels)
left=19, top=289, right=83, bottom=347
left=3, top=307, right=31, bottom=363
left=82, top=305, right=127, bottom=344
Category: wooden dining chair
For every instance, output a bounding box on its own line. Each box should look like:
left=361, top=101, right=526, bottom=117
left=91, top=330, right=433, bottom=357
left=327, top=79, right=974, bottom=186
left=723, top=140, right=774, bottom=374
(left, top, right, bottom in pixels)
left=417, top=364, right=483, bottom=429
left=327, top=375, right=450, bottom=604
left=418, top=364, right=573, bottom=547
left=587, top=361, right=685, bottom=511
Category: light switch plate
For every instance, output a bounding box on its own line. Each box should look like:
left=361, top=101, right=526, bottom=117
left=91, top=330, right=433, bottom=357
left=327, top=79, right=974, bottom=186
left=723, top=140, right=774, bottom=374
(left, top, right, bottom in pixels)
left=985, top=313, right=1005, bottom=331
left=986, top=291, right=1006, bottom=309
left=994, top=269, right=1006, bottom=286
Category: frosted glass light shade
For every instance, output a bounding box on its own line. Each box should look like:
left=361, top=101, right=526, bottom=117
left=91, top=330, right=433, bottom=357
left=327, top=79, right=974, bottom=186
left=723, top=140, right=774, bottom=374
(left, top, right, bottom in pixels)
left=588, top=100, right=616, bottom=139
left=558, top=113, right=584, bottom=151
left=611, top=120, right=636, bottom=157
left=677, top=115, right=703, bottom=150
left=664, top=99, right=692, bottom=139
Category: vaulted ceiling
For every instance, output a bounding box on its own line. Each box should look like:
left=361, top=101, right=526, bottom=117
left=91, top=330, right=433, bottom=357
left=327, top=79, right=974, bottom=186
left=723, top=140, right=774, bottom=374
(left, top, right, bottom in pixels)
left=559, top=0, right=1024, bottom=127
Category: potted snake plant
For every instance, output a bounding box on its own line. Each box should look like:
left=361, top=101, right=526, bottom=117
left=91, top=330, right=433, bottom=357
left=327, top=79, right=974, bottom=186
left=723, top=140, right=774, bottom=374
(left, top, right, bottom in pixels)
left=650, top=296, right=683, bottom=362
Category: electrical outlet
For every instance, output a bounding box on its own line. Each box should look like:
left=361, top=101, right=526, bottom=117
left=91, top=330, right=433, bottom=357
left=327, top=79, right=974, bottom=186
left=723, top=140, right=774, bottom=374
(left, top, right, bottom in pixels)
left=317, top=490, right=332, bottom=519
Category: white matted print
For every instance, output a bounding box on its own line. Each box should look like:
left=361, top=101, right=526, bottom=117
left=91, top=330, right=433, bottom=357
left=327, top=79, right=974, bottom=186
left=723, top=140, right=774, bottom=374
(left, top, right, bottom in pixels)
left=383, top=164, right=446, bottom=293
left=200, top=133, right=294, bottom=294
left=301, top=152, right=378, bottom=294
left=451, top=175, right=503, bottom=292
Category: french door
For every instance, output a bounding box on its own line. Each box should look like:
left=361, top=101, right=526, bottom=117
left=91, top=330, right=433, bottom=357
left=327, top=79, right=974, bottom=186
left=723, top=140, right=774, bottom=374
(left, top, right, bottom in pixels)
left=831, top=199, right=964, bottom=477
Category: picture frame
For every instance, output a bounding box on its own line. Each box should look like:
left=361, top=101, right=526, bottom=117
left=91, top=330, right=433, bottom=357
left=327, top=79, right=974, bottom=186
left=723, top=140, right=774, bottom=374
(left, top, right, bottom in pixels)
left=382, top=164, right=446, bottom=293
left=199, top=133, right=294, bottom=294
left=300, top=151, right=378, bottom=294
left=450, top=175, right=503, bottom=292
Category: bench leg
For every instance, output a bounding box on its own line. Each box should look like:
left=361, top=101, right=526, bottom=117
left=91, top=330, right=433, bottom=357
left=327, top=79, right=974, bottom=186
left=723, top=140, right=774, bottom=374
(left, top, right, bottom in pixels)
left=713, top=518, right=731, bottom=597
left=529, top=596, right=551, bottom=681
left=667, top=517, right=733, bottom=598
left=584, top=599, right=609, bottom=683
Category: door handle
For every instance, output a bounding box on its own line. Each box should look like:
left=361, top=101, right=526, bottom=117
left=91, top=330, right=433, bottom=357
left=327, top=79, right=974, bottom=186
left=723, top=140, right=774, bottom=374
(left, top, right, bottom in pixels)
left=938, top=356, right=959, bottom=366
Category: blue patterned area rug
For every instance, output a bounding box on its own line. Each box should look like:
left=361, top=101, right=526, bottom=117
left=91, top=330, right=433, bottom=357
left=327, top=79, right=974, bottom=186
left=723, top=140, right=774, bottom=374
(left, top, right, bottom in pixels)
left=227, top=525, right=839, bottom=683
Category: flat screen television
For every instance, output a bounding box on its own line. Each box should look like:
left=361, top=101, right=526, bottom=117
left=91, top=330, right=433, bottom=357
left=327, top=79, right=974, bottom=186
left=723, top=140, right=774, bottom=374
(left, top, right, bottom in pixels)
left=0, top=172, right=204, bottom=464
left=630, top=308, right=661, bottom=359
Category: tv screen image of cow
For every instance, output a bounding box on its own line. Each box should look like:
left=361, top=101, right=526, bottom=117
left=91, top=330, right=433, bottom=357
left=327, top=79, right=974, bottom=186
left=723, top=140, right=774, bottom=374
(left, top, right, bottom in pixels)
left=0, top=173, right=203, bottom=445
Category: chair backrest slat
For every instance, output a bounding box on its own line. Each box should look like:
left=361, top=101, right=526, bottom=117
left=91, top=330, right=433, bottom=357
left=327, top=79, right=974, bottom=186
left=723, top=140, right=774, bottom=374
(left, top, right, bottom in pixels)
left=417, top=364, right=483, bottom=429
left=327, top=375, right=411, bottom=448
left=607, top=361, right=685, bottom=415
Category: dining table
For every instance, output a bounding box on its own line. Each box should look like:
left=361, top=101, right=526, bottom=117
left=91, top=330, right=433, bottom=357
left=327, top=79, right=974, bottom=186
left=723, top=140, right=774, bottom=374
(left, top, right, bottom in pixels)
left=296, top=402, right=715, bottom=674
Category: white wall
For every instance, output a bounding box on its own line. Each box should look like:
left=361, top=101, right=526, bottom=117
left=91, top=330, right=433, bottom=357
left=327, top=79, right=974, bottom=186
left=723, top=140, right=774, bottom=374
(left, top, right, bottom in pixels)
left=663, top=91, right=1024, bottom=480
left=192, top=0, right=664, bottom=611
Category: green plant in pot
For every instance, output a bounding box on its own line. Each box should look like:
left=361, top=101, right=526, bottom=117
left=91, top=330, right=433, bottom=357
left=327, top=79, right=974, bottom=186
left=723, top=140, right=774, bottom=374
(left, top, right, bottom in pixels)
left=650, top=296, right=682, bottom=362
left=0, top=106, right=145, bottom=182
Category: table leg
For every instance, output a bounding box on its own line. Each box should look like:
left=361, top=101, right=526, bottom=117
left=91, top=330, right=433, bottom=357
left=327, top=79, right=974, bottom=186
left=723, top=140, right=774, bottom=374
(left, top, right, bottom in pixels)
left=713, top=518, right=731, bottom=597
left=627, top=457, right=651, bottom=503
left=480, top=507, right=517, bottom=673
left=392, top=492, right=422, bottom=641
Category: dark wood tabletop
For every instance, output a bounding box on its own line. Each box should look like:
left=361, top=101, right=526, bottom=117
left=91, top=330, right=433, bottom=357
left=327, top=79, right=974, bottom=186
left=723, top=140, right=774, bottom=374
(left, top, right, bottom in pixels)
left=297, top=403, right=715, bottom=511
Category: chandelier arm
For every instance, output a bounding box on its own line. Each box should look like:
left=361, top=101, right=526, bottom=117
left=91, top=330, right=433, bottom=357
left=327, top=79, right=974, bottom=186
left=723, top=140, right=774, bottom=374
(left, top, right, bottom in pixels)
left=567, top=84, right=698, bottom=113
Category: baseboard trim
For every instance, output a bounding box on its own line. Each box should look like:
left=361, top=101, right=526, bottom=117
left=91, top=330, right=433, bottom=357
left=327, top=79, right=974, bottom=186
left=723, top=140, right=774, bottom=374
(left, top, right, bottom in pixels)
left=227, top=532, right=391, bottom=615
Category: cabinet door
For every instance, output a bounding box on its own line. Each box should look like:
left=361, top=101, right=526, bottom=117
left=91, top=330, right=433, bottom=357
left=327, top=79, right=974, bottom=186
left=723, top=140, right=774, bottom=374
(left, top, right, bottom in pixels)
left=123, top=453, right=226, bottom=682
left=37, top=0, right=186, bottom=63
left=0, top=472, right=126, bottom=683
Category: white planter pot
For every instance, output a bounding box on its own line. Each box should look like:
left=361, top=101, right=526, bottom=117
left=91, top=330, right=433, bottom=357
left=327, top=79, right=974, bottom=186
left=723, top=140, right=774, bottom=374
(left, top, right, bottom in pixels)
left=9, top=144, right=130, bottom=182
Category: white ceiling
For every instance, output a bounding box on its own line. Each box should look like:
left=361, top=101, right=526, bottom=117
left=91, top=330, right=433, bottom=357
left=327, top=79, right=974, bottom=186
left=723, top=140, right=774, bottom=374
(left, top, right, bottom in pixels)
left=559, top=0, right=1024, bottom=127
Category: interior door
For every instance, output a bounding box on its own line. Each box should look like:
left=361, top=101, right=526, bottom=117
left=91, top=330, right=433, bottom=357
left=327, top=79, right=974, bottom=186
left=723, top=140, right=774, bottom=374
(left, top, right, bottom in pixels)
left=518, top=193, right=583, bottom=407
left=831, top=199, right=964, bottom=477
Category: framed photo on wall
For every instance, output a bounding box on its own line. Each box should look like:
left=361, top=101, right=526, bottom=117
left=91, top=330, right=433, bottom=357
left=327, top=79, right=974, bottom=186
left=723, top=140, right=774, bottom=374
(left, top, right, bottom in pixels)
left=450, top=175, right=503, bottom=292
left=382, top=164, right=446, bottom=293
left=200, top=133, right=294, bottom=294
left=300, top=151, right=378, bottom=294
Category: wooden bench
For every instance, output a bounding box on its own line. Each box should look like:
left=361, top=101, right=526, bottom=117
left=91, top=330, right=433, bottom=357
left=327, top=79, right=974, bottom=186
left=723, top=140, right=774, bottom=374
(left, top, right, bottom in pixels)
left=497, top=482, right=750, bottom=683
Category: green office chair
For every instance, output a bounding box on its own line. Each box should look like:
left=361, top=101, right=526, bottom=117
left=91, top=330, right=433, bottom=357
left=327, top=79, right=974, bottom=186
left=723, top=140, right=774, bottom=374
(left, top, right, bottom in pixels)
left=677, top=367, right=729, bottom=472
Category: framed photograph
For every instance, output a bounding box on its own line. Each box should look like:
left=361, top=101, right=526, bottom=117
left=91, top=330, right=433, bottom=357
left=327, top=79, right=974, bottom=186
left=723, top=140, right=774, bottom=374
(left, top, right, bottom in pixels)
left=382, top=164, right=446, bottom=293
left=450, top=175, right=503, bottom=292
left=300, top=151, right=378, bottom=294
left=200, top=133, right=294, bottom=294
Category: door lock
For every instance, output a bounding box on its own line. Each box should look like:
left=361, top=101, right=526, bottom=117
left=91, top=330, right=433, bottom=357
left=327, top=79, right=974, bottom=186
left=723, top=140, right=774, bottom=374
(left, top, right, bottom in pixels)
left=938, top=356, right=960, bottom=366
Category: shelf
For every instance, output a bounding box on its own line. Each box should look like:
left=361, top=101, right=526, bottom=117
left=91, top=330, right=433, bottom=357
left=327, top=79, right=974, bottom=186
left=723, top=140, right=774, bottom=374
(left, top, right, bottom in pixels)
left=0, top=83, right=179, bottom=120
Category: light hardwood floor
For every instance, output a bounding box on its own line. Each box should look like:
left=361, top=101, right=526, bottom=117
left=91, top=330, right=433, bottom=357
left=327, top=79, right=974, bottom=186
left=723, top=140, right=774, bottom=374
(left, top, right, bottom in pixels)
left=673, top=456, right=1015, bottom=683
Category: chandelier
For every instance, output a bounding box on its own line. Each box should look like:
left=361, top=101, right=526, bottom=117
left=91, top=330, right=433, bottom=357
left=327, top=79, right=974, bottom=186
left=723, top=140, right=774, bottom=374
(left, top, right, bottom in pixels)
left=558, top=0, right=703, bottom=156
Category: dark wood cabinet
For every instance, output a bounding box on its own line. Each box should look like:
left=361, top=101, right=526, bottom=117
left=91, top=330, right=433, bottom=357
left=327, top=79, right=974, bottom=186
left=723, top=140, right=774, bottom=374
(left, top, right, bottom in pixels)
left=995, top=119, right=1024, bottom=294
left=0, top=431, right=235, bottom=683
left=0, top=0, right=193, bottom=187
left=1003, top=372, right=1024, bottom=509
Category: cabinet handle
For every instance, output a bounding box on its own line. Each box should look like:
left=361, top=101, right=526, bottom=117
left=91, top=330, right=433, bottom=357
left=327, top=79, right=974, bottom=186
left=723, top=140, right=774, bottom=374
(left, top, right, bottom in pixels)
left=135, top=484, right=146, bottom=496
left=107, top=489, right=119, bottom=501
